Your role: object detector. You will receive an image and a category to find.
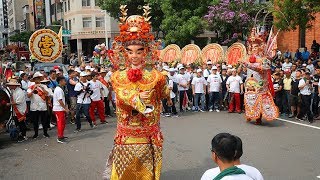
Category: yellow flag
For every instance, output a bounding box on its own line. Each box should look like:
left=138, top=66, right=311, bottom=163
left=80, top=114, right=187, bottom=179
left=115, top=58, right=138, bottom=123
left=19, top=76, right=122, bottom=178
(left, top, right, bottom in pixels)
left=58, top=26, right=63, bottom=41
left=58, top=26, right=63, bottom=58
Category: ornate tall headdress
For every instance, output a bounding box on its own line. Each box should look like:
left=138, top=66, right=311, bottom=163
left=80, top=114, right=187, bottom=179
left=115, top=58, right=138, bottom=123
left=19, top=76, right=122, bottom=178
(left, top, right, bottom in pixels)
left=109, top=5, right=161, bottom=70
left=246, top=27, right=267, bottom=57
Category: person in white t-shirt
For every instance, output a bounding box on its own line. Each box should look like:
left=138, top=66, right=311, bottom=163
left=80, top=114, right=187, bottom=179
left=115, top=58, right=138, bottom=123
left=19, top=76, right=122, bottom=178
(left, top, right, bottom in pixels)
left=74, top=72, right=94, bottom=132
left=191, top=69, right=207, bottom=112
left=89, top=71, right=106, bottom=125
left=201, top=133, right=256, bottom=180
left=297, top=71, right=313, bottom=123
left=203, top=60, right=213, bottom=79
left=281, top=58, right=292, bottom=71
left=207, top=66, right=222, bottom=112
left=27, top=72, right=51, bottom=139
left=53, top=76, right=69, bottom=143
left=201, top=135, right=263, bottom=180
left=176, top=66, right=191, bottom=112
left=226, top=69, right=243, bottom=113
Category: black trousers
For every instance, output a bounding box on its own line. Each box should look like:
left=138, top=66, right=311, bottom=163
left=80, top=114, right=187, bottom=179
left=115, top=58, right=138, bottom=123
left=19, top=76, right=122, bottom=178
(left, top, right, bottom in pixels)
left=312, top=93, right=319, bottom=116
left=30, top=111, right=48, bottom=136
left=104, top=97, right=111, bottom=115
left=298, top=95, right=313, bottom=121
left=179, top=90, right=186, bottom=112
left=13, top=116, right=27, bottom=137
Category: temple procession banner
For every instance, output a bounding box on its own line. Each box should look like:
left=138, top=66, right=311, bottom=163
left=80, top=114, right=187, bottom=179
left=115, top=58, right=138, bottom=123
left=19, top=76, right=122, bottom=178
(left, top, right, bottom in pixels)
left=225, top=43, right=247, bottom=65
left=181, top=44, right=202, bottom=65
left=160, top=44, right=181, bottom=63
left=160, top=42, right=247, bottom=65
left=201, top=43, right=224, bottom=64
left=29, top=29, right=63, bottom=63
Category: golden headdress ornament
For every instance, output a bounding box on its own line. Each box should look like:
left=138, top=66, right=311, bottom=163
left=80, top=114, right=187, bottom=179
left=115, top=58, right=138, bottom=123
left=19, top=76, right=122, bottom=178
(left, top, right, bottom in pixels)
left=115, top=5, right=154, bottom=46
left=109, top=5, right=161, bottom=71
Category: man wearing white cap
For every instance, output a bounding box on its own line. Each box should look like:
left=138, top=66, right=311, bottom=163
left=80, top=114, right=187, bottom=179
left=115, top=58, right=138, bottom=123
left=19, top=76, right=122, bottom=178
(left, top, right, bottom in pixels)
left=168, top=68, right=177, bottom=83
left=226, top=69, right=243, bottom=113
left=74, top=72, right=95, bottom=132
left=207, top=66, right=222, bottom=112
left=191, top=69, right=207, bottom=112
left=203, top=60, right=213, bottom=79
left=6, top=79, right=27, bottom=142
left=176, top=66, right=191, bottom=112
left=27, top=72, right=51, bottom=138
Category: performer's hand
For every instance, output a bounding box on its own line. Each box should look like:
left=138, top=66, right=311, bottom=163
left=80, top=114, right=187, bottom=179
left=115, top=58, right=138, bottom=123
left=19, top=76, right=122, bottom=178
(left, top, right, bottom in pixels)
left=139, top=91, right=150, bottom=100
left=167, top=99, right=173, bottom=106
left=65, top=107, right=70, bottom=113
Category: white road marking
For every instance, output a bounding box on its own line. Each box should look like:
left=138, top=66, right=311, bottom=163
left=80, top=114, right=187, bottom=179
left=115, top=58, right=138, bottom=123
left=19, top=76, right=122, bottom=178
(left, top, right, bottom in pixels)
left=277, top=118, right=320, bottom=130
left=317, top=175, right=320, bottom=178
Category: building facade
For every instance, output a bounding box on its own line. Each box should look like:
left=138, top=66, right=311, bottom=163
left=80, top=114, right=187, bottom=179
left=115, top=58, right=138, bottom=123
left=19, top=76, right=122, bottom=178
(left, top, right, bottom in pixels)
left=7, top=0, right=28, bottom=36
left=63, top=0, right=118, bottom=57
left=0, top=0, right=9, bottom=48
left=277, top=13, right=320, bottom=53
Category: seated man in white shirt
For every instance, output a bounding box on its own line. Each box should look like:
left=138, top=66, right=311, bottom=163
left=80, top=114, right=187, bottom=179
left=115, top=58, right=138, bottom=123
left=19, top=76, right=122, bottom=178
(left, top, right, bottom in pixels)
left=201, top=133, right=260, bottom=180
left=201, top=134, right=263, bottom=180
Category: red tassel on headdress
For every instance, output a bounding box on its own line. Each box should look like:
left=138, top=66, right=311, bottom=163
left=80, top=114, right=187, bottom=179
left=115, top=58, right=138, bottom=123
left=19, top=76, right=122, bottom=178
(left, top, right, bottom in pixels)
left=267, top=69, right=275, bottom=97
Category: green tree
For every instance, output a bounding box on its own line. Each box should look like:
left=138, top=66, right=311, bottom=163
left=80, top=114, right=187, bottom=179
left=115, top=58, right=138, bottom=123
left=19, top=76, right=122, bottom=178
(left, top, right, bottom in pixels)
left=98, top=0, right=163, bottom=34
left=9, top=31, right=34, bottom=44
left=273, top=0, right=320, bottom=30
left=160, top=0, right=211, bottom=47
left=98, top=0, right=210, bottom=47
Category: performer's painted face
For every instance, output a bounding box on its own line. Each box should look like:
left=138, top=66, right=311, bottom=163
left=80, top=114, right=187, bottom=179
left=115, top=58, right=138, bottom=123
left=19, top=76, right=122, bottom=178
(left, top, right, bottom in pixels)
left=126, top=45, right=145, bottom=66
left=251, top=43, right=259, bottom=55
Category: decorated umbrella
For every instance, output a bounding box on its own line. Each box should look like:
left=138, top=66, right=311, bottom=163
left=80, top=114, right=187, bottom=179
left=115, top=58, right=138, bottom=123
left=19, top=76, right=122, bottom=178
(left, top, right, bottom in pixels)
left=202, top=43, right=224, bottom=64
left=181, top=44, right=202, bottom=65
left=160, top=44, right=181, bottom=63
left=225, top=42, right=247, bottom=65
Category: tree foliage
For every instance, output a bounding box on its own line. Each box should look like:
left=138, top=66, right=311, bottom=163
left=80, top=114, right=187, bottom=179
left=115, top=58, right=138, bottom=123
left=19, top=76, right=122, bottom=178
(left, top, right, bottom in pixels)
left=160, top=0, right=211, bottom=47
left=98, top=0, right=163, bottom=33
left=9, top=31, right=34, bottom=44
left=98, top=0, right=210, bottom=47
left=204, top=0, right=266, bottom=46
left=273, top=0, right=320, bottom=31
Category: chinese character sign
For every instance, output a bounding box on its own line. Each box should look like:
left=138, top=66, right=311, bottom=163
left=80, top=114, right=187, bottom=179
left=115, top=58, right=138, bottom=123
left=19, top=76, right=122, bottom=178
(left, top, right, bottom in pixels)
left=29, top=29, right=63, bottom=63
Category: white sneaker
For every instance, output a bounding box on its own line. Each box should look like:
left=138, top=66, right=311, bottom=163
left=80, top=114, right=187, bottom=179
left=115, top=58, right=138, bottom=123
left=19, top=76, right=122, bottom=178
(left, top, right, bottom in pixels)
left=216, top=109, right=220, bottom=112
left=200, top=109, right=205, bottom=112
left=57, top=138, right=64, bottom=144
left=209, top=109, right=213, bottom=112
left=187, top=107, right=191, bottom=111
left=39, top=124, right=43, bottom=130
left=50, top=123, right=55, bottom=128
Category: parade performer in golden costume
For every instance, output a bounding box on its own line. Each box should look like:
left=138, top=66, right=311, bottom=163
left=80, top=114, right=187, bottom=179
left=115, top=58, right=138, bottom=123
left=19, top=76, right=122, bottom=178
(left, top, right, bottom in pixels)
left=243, top=27, right=279, bottom=125
left=103, top=5, right=172, bottom=180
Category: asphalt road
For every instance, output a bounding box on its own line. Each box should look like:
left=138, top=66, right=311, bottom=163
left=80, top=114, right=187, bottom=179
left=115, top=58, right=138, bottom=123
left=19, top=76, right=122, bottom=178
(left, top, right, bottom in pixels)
left=0, top=111, right=319, bottom=180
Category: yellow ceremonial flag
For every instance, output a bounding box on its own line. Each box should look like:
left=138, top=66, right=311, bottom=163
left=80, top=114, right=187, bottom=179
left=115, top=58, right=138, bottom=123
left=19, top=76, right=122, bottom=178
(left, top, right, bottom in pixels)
left=58, top=26, right=63, bottom=41
left=58, top=26, right=63, bottom=58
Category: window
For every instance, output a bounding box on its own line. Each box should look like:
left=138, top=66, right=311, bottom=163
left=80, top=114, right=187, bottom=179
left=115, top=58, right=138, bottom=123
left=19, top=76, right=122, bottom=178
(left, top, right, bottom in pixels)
left=95, top=0, right=99, bottom=6
left=69, top=20, right=71, bottom=30
left=82, top=0, right=91, bottom=7
left=68, top=0, right=70, bottom=11
left=64, top=2, right=67, bottom=12
left=64, top=21, right=68, bottom=29
left=82, top=17, right=92, bottom=28
left=96, top=17, right=104, bottom=27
